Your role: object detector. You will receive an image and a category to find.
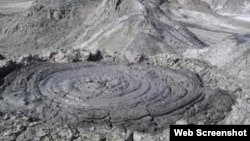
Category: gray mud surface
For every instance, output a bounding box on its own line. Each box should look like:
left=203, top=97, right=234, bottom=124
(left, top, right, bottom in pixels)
left=0, top=0, right=250, bottom=140
left=0, top=0, right=205, bottom=57
left=0, top=62, right=234, bottom=133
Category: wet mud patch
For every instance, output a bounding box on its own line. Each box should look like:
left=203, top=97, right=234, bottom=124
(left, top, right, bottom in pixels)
left=0, top=62, right=235, bottom=132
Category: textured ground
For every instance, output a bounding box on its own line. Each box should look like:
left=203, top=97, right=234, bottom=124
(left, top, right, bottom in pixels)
left=0, top=61, right=234, bottom=131
left=0, top=0, right=250, bottom=141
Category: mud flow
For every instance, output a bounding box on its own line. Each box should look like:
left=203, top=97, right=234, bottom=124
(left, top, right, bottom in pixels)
left=0, top=62, right=234, bottom=132
left=0, top=0, right=249, bottom=140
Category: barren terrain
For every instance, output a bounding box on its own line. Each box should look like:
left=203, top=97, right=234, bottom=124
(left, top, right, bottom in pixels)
left=0, top=0, right=250, bottom=141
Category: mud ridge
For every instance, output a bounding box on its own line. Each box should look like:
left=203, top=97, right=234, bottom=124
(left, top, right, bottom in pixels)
left=0, top=61, right=235, bottom=133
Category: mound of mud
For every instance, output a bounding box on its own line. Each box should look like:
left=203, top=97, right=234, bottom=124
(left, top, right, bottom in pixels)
left=1, top=0, right=249, bottom=57
left=0, top=62, right=234, bottom=132
left=1, top=0, right=250, bottom=140
left=0, top=0, right=205, bottom=57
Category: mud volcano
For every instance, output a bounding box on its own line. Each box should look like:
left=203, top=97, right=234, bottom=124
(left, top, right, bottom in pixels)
left=0, top=62, right=234, bottom=132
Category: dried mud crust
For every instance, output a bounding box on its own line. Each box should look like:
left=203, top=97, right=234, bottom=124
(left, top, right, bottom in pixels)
left=0, top=0, right=205, bottom=57
left=0, top=62, right=234, bottom=132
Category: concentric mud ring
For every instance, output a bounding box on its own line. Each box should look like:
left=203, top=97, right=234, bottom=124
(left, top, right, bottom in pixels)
left=1, top=62, right=234, bottom=131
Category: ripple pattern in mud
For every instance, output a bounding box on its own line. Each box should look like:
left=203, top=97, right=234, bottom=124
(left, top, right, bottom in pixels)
left=0, top=62, right=234, bottom=131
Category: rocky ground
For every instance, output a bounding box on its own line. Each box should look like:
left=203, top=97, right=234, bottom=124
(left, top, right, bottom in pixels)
left=0, top=0, right=250, bottom=141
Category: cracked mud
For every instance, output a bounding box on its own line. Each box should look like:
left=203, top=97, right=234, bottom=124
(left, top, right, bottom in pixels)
left=0, top=62, right=234, bottom=132
left=1, top=0, right=249, bottom=140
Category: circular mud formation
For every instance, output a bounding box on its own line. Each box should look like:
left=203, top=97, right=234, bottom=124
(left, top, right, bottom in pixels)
left=0, top=62, right=234, bottom=132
